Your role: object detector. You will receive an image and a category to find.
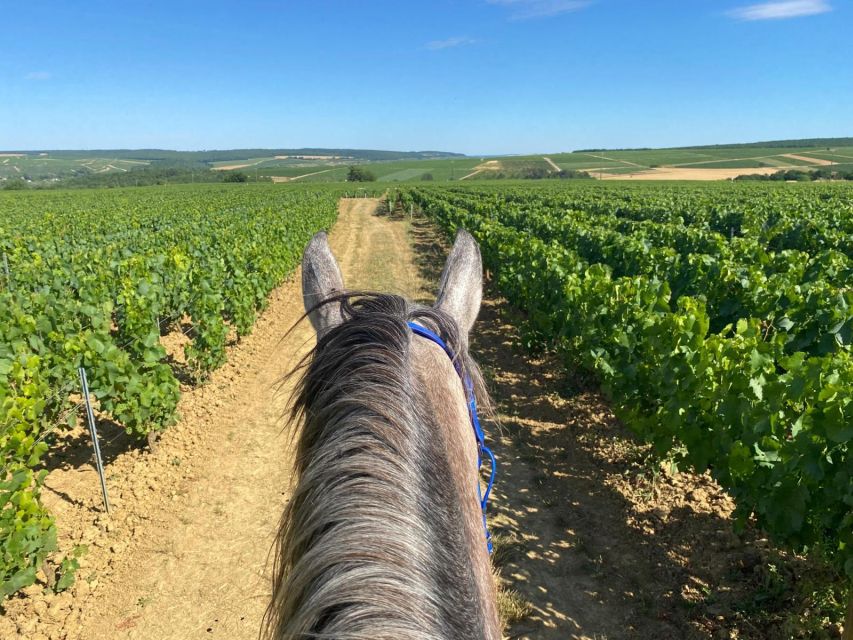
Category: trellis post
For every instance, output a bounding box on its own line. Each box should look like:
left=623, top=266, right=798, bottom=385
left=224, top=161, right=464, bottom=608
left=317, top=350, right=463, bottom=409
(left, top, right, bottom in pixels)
left=78, top=367, right=111, bottom=514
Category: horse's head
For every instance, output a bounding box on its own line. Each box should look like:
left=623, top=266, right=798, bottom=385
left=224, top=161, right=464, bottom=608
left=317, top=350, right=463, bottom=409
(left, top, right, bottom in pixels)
left=301, top=228, right=482, bottom=341
left=267, top=230, right=500, bottom=639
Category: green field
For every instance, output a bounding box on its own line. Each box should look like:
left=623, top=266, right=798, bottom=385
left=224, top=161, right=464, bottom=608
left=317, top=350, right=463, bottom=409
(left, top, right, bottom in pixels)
left=1, top=178, right=851, bottom=637
left=4, top=138, right=853, bottom=187
left=557, top=147, right=840, bottom=170
left=531, top=143, right=853, bottom=175
left=256, top=158, right=483, bottom=182
left=458, top=144, right=853, bottom=179
left=373, top=158, right=482, bottom=181
left=0, top=148, right=464, bottom=185
left=0, top=155, right=150, bottom=181
left=0, top=182, right=380, bottom=597
left=402, top=180, right=853, bottom=611
left=210, top=156, right=354, bottom=171
left=790, top=149, right=853, bottom=163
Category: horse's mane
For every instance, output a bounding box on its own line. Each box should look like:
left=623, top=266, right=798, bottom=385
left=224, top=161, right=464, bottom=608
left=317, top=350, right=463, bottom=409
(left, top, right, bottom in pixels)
left=265, top=292, right=490, bottom=640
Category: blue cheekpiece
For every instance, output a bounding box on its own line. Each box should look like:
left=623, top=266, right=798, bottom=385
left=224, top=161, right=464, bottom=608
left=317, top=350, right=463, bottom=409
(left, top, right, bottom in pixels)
left=407, top=321, right=495, bottom=553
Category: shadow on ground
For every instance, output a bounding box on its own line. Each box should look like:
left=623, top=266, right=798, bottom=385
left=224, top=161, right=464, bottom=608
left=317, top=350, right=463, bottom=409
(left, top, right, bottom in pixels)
left=42, top=416, right=139, bottom=474
left=403, top=210, right=793, bottom=640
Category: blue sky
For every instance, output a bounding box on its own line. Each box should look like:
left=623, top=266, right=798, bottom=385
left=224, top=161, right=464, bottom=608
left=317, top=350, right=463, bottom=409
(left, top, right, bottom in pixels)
left=2, top=0, right=850, bottom=154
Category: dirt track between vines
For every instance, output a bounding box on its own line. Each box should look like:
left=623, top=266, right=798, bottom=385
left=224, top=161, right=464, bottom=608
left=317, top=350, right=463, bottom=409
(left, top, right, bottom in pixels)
left=2, top=198, right=426, bottom=640
left=2, top=198, right=812, bottom=639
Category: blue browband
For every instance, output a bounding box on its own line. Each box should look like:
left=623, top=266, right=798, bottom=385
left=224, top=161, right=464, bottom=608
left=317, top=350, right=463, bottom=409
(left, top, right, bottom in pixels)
left=407, top=321, right=496, bottom=553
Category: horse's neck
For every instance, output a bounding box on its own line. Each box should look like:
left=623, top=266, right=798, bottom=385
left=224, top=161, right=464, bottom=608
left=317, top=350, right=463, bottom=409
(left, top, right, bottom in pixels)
left=412, top=340, right=500, bottom=638
left=273, top=356, right=498, bottom=639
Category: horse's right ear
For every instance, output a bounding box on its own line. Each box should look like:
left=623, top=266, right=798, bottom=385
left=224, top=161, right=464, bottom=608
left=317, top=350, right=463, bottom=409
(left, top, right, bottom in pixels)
left=302, top=232, right=345, bottom=336
left=435, top=229, right=482, bottom=339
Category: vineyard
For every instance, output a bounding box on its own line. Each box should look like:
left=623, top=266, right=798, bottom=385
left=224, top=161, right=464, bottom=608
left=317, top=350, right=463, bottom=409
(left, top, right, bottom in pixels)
left=1, top=179, right=852, bottom=635
left=0, top=184, right=345, bottom=597
left=400, top=182, right=853, bottom=589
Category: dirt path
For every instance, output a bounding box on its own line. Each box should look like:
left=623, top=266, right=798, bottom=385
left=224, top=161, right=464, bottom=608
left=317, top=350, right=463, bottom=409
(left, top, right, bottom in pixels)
left=461, top=159, right=503, bottom=180
left=3, top=199, right=826, bottom=639
left=212, top=160, right=266, bottom=172
left=1, top=198, right=425, bottom=640
left=584, top=153, right=647, bottom=169
left=270, top=169, right=332, bottom=183
left=543, top=157, right=561, bottom=172
left=668, top=154, right=792, bottom=168
left=780, top=153, right=834, bottom=166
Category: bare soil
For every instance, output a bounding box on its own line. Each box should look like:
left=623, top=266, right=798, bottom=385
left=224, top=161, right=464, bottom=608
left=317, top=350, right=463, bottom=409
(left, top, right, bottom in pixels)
left=211, top=163, right=254, bottom=171
left=270, top=169, right=332, bottom=183
left=405, top=211, right=840, bottom=639
left=0, top=199, right=424, bottom=640
left=781, top=154, right=834, bottom=166
left=1, top=199, right=840, bottom=639
left=597, top=167, right=782, bottom=181
left=543, top=157, right=561, bottom=172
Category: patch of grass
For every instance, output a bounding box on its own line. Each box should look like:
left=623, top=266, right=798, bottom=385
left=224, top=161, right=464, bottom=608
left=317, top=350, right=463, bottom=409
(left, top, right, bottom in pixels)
left=491, top=530, right=525, bottom=567
left=497, top=586, right=533, bottom=627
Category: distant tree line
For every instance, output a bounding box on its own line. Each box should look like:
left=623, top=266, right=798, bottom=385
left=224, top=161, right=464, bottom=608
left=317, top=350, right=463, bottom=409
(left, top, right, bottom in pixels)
left=346, top=166, right=377, bottom=182
left=695, top=137, right=853, bottom=150
left=734, top=168, right=853, bottom=182
left=37, top=165, right=253, bottom=189
left=16, top=148, right=465, bottom=164
left=480, top=167, right=592, bottom=180
left=575, top=138, right=853, bottom=153
left=2, top=179, right=28, bottom=190
left=575, top=148, right=652, bottom=152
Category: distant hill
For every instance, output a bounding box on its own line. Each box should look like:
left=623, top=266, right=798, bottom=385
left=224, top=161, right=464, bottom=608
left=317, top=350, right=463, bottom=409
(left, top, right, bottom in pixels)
left=687, top=137, right=853, bottom=150
left=0, top=148, right=465, bottom=163
left=0, top=148, right=468, bottom=185
left=576, top=137, right=853, bottom=153
left=4, top=138, right=852, bottom=187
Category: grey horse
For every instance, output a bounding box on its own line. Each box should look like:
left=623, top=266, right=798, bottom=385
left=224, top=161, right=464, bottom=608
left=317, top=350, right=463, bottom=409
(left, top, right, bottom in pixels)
left=266, top=229, right=501, bottom=639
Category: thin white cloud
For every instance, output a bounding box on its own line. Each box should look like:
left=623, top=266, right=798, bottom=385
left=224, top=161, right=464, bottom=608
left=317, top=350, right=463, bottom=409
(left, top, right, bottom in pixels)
left=426, top=36, right=478, bottom=50
left=727, top=0, right=831, bottom=20
left=487, top=0, right=592, bottom=20
left=25, top=71, right=52, bottom=81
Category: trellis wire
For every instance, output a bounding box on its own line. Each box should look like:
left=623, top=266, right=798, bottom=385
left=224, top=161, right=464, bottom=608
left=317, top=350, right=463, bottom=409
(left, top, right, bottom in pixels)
left=0, top=397, right=86, bottom=478
left=1, top=250, right=274, bottom=505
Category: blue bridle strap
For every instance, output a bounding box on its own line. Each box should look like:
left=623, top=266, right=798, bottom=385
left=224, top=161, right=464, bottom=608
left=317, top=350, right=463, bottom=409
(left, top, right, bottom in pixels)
left=407, top=321, right=495, bottom=553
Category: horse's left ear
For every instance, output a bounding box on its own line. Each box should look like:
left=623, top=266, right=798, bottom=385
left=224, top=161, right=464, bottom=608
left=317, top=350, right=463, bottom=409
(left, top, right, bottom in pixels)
left=435, top=229, right=482, bottom=336
left=302, top=232, right=345, bottom=336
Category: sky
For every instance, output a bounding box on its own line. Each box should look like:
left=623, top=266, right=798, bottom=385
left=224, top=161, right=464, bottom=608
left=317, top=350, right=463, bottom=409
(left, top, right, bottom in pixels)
left=1, top=0, right=850, bottom=155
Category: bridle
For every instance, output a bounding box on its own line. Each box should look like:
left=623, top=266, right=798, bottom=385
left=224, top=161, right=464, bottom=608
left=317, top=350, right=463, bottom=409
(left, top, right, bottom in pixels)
left=407, top=321, right=496, bottom=553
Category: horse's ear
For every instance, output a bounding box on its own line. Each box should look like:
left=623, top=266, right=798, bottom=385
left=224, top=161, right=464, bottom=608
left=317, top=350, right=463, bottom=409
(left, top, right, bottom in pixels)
left=302, top=232, right=345, bottom=335
left=435, top=229, right=482, bottom=336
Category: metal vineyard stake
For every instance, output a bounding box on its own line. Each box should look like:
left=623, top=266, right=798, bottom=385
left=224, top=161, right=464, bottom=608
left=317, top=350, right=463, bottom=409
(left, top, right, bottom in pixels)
left=2, top=253, right=12, bottom=291
left=78, top=367, right=111, bottom=514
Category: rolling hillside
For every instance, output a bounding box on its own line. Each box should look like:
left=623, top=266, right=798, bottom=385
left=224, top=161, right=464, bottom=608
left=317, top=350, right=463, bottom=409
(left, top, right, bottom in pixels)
left=2, top=138, right=851, bottom=186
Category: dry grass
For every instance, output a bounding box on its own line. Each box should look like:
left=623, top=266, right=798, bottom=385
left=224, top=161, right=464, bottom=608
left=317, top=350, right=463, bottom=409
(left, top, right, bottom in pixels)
left=497, top=586, right=534, bottom=628
left=491, top=530, right=534, bottom=629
